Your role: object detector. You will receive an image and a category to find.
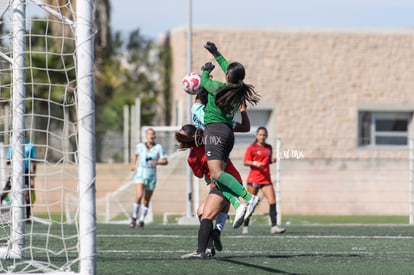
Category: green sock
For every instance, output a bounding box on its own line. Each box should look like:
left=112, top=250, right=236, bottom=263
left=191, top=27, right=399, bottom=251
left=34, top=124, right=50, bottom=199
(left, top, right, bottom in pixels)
left=217, top=172, right=252, bottom=201
left=215, top=181, right=241, bottom=209
left=220, top=186, right=240, bottom=209
left=226, top=193, right=241, bottom=208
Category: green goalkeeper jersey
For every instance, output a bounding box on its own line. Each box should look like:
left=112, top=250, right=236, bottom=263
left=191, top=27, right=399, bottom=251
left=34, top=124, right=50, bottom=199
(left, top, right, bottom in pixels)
left=201, top=55, right=239, bottom=126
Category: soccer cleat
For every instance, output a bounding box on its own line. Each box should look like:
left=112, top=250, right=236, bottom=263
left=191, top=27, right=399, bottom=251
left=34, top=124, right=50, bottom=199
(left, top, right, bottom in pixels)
left=181, top=251, right=207, bottom=259
left=242, top=226, right=249, bottom=234
left=129, top=218, right=137, bottom=228
left=244, top=196, right=260, bottom=220
left=211, top=229, right=222, bottom=251
left=270, top=225, right=286, bottom=234
left=205, top=247, right=216, bottom=257
left=138, top=221, right=144, bottom=229
left=233, top=204, right=247, bottom=229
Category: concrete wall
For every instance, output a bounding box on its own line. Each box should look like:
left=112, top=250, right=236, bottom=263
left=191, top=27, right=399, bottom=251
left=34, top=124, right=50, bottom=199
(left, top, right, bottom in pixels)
left=29, top=151, right=410, bottom=219
left=163, top=27, right=414, bottom=218
left=170, top=28, right=414, bottom=158
left=23, top=28, right=414, bottom=220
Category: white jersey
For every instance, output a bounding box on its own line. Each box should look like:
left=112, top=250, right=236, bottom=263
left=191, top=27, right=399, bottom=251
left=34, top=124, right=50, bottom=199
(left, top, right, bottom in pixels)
left=134, top=143, right=167, bottom=179
left=191, top=102, right=237, bottom=129
left=191, top=102, right=205, bottom=129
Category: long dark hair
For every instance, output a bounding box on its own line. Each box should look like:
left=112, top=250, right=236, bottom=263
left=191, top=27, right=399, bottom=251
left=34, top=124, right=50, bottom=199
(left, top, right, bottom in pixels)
left=175, top=124, right=204, bottom=149
left=195, top=86, right=208, bottom=105
left=215, top=62, right=260, bottom=110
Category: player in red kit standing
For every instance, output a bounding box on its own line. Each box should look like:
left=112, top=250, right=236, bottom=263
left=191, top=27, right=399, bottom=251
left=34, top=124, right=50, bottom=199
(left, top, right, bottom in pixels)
left=242, top=127, right=286, bottom=234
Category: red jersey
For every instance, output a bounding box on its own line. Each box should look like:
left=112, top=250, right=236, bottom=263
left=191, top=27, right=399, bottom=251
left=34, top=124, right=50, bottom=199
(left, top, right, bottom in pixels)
left=187, top=145, right=242, bottom=186
left=244, top=142, right=273, bottom=184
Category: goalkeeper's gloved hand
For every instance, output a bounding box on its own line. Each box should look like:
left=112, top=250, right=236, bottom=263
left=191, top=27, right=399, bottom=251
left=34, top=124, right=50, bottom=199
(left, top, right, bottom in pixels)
left=204, top=41, right=221, bottom=58
left=201, top=62, right=215, bottom=73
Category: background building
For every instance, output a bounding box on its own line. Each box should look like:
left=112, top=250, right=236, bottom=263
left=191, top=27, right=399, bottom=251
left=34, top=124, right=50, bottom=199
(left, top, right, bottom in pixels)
left=7, top=28, right=413, bottom=219
left=166, top=28, right=414, bottom=216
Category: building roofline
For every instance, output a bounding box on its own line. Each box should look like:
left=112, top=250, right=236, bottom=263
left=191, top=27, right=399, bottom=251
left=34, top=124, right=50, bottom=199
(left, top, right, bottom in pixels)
left=170, top=25, right=414, bottom=35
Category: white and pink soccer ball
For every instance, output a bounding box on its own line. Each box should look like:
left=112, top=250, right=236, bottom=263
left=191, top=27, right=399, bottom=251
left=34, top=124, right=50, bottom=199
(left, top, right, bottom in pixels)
left=182, top=72, right=200, bottom=95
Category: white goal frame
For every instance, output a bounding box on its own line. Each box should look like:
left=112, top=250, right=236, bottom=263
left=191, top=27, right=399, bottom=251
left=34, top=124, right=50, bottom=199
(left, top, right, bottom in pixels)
left=0, top=0, right=96, bottom=274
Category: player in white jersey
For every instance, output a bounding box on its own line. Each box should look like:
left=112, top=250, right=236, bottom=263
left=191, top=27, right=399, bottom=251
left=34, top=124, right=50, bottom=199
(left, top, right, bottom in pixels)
left=129, top=128, right=168, bottom=228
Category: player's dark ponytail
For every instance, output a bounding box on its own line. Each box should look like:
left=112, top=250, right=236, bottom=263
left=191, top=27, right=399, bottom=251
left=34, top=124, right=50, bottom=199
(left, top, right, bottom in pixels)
left=215, top=62, right=260, bottom=110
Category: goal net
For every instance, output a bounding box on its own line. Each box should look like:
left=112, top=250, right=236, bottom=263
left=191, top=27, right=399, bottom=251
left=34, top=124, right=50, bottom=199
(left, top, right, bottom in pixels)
left=0, top=0, right=95, bottom=274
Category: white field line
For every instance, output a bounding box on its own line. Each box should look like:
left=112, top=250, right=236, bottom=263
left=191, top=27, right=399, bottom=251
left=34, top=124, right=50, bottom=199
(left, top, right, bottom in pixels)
left=97, top=234, right=414, bottom=239
left=97, top=234, right=414, bottom=255
left=97, top=249, right=414, bottom=255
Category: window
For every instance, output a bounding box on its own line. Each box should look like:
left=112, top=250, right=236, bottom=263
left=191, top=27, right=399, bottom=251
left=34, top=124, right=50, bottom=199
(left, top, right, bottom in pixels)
left=358, top=111, right=411, bottom=147
left=233, top=109, right=272, bottom=147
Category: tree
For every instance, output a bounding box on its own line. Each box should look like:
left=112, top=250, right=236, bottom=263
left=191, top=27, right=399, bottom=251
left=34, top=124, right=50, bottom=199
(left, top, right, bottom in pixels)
left=1, top=1, right=165, bottom=162
left=27, top=19, right=77, bottom=162
left=99, top=29, right=159, bottom=130
left=157, top=32, right=173, bottom=126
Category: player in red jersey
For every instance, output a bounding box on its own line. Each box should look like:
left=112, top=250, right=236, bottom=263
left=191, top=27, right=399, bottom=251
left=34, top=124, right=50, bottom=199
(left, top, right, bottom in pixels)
left=176, top=124, right=244, bottom=258
left=242, top=127, right=286, bottom=235
left=179, top=73, right=252, bottom=259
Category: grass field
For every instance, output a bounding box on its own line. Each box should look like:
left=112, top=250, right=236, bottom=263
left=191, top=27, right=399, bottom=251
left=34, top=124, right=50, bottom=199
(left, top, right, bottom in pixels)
left=1, top=216, right=413, bottom=274
left=95, top=216, right=413, bottom=275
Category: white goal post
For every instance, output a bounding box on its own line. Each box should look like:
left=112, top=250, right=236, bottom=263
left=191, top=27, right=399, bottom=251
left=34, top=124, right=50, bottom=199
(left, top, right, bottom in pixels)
left=0, top=0, right=96, bottom=274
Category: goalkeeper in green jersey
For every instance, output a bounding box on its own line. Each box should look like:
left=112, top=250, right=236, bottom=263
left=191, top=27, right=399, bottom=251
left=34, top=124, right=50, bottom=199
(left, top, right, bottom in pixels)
left=192, top=86, right=253, bottom=229
left=199, top=41, right=261, bottom=233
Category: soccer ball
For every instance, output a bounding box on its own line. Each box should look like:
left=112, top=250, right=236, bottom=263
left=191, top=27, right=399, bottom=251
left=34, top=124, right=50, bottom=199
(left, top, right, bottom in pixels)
left=182, top=72, right=200, bottom=95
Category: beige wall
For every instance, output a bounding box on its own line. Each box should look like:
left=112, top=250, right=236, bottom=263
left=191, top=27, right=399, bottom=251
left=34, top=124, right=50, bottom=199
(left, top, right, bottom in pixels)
left=27, top=29, right=414, bottom=219
left=30, top=155, right=410, bottom=219
left=163, top=28, right=414, bottom=218
left=170, top=28, right=414, bottom=158
left=31, top=163, right=130, bottom=215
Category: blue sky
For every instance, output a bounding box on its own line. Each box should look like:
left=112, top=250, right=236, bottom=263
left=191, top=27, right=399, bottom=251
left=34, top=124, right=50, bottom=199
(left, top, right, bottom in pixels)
left=111, top=0, right=414, bottom=39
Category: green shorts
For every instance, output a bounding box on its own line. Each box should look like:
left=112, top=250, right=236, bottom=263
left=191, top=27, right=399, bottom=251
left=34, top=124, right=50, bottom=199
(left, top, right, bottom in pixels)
left=135, top=177, right=157, bottom=190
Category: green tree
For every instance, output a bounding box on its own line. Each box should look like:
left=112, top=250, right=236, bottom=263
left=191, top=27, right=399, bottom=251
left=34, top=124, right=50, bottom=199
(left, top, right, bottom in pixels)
left=27, top=19, right=77, bottom=161
left=1, top=1, right=166, bottom=162
left=157, top=32, right=172, bottom=125
left=98, top=29, right=158, bottom=131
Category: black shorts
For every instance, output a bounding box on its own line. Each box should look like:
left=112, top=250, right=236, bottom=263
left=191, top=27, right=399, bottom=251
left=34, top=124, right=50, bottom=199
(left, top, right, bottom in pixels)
left=5, top=172, right=30, bottom=188
left=209, top=186, right=224, bottom=197
left=247, top=182, right=273, bottom=189
left=5, top=178, right=11, bottom=189
left=204, top=123, right=234, bottom=162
